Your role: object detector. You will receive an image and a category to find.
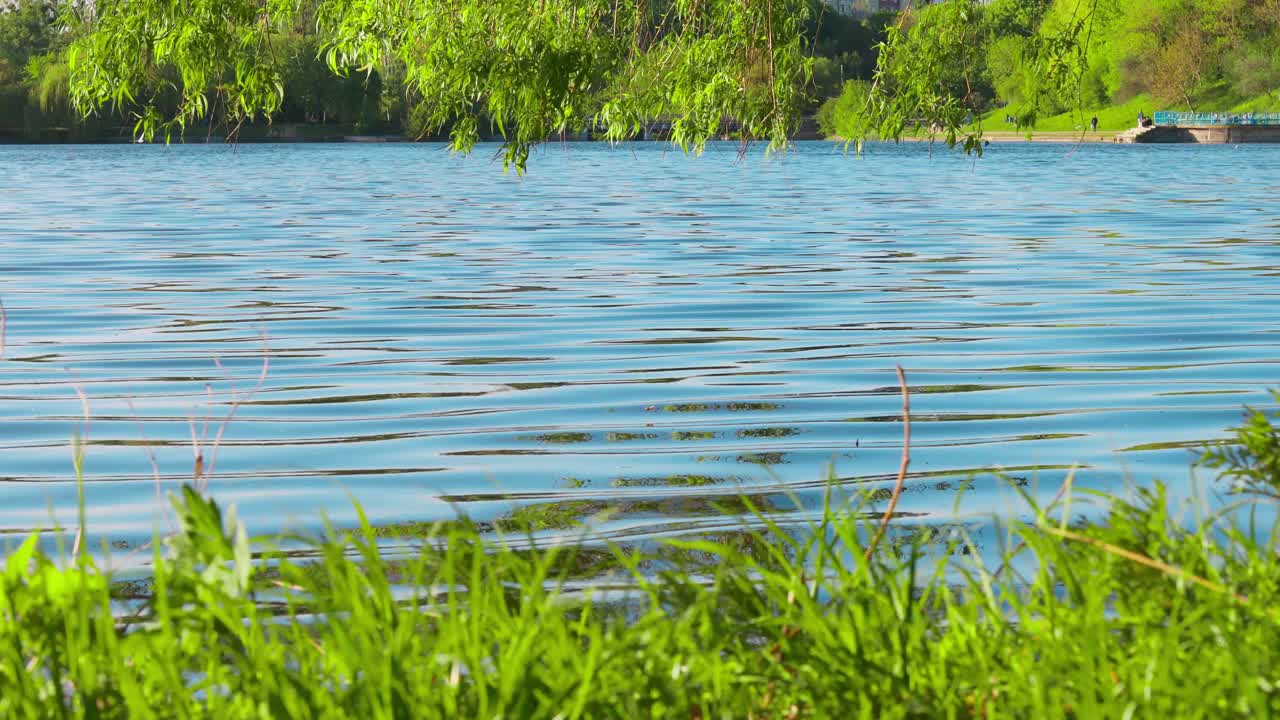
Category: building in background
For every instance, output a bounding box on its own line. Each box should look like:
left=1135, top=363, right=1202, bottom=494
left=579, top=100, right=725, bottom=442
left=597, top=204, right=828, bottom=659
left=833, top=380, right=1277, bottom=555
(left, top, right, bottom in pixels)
left=823, top=0, right=863, bottom=14
left=823, top=0, right=941, bottom=16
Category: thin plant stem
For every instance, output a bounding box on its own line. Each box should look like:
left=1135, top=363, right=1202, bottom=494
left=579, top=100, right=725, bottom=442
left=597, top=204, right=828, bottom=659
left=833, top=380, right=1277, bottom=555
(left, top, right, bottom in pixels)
left=1040, top=525, right=1249, bottom=605
left=866, top=364, right=910, bottom=560
left=994, top=467, right=1077, bottom=581
left=126, top=398, right=173, bottom=533
left=204, top=331, right=270, bottom=490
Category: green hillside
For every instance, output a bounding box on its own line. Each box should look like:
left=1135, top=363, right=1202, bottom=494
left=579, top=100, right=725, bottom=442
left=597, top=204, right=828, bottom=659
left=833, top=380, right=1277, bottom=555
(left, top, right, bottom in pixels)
left=822, top=0, right=1280, bottom=139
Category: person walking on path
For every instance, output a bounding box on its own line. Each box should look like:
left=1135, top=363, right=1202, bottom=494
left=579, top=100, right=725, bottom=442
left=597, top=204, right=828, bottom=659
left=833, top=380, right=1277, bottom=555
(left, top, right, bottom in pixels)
left=1090, top=115, right=1098, bottom=133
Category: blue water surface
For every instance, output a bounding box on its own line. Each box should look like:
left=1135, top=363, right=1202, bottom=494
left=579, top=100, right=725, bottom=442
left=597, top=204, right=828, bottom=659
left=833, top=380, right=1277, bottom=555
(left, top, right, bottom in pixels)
left=2, top=141, right=1277, bottom=559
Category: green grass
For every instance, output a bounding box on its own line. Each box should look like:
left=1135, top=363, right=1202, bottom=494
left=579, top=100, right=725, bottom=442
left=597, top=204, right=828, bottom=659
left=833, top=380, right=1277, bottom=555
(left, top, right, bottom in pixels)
left=983, top=95, right=1155, bottom=132
left=1228, top=92, right=1280, bottom=113
left=3, top=397, right=1280, bottom=718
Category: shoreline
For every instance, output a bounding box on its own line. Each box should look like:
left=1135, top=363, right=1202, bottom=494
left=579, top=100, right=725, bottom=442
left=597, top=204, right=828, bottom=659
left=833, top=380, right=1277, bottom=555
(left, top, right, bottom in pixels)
left=975, top=130, right=1117, bottom=143
left=892, top=130, right=1117, bottom=144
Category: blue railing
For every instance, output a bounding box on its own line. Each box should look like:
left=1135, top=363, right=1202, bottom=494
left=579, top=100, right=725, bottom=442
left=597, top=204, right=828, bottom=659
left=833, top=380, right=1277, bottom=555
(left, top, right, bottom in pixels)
left=1153, top=111, right=1280, bottom=126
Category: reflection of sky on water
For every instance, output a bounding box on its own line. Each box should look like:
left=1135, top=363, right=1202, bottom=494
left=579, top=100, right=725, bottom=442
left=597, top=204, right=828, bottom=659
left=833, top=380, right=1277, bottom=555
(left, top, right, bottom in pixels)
left=2, top=141, right=1279, bottom=568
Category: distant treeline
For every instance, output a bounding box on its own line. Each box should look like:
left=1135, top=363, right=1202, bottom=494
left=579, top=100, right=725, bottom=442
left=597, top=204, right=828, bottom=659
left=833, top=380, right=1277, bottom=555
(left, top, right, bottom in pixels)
left=1, top=1, right=405, bottom=141
left=11, top=0, right=1280, bottom=143
left=0, top=0, right=893, bottom=143
left=820, top=0, right=1280, bottom=137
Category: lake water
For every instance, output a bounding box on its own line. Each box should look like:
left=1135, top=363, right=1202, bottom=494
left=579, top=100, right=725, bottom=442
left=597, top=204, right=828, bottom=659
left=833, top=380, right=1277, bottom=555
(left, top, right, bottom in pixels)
left=2, top=141, right=1278, bottom=559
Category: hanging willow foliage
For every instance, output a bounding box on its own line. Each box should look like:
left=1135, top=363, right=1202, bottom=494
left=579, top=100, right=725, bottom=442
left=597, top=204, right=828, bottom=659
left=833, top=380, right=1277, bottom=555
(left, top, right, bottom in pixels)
left=65, top=0, right=813, bottom=169
left=857, top=0, right=1097, bottom=155
left=63, top=0, right=1096, bottom=169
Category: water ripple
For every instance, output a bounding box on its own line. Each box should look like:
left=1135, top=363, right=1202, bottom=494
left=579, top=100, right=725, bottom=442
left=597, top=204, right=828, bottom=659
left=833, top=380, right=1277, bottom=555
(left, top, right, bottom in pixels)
left=2, top=142, right=1278, bottom=552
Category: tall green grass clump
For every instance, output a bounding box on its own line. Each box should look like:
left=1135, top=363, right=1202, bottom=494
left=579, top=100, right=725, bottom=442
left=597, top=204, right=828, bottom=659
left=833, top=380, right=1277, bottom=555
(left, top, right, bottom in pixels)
left=3, top=398, right=1280, bottom=718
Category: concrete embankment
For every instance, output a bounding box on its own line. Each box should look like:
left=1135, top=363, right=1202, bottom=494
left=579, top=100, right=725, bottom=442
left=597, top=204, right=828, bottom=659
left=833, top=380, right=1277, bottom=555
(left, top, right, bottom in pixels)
left=1115, top=125, right=1280, bottom=143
